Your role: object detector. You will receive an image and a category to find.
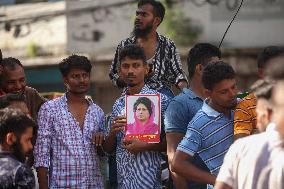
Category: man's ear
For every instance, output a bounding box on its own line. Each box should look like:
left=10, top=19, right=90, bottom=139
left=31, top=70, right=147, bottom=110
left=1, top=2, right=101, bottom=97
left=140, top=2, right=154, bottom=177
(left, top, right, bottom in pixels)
left=204, top=88, right=211, bottom=98
left=195, top=64, right=203, bottom=76
left=153, top=17, right=161, bottom=27
left=144, top=64, right=150, bottom=75
left=6, top=132, right=16, bottom=146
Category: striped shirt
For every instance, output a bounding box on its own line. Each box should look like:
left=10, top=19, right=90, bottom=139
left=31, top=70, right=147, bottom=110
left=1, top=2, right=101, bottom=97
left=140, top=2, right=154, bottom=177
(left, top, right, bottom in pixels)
left=234, top=93, right=257, bottom=135
left=34, top=94, right=105, bottom=188
left=177, top=100, right=234, bottom=176
left=110, top=84, right=170, bottom=189
left=109, top=33, right=188, bottom=90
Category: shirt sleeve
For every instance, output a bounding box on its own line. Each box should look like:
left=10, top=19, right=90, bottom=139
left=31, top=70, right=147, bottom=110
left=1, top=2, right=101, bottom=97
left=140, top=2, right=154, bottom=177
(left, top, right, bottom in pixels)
left=216, top=141, right=241, bottom=187
left=96, top=107, right=106, bottom=134
left=234, top=100, right=254, bottom=135
left=109, top=42, right=122, bottom=87
left=15, top=165, right=35, bottom=189
left=167, top=41, right=188, bottom=85
left=164, top=100, right=188, bottom=134
left=34, top=103, right=52, bottom=168
left=176, top=122, right=202, bottom=156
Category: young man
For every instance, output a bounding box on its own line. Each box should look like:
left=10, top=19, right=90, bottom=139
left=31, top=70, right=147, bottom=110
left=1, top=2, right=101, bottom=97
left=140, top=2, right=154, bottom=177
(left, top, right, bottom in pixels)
left=104, top=44, right=170, bottom=189
left=0, top=108, right=36, bottom=188
left=0, top=57, right=46, bottom=121
left=171, top=61, right=238, bottom=187
left=34, top=55, right=106, bottom=188
left=109, top=0, right=188, bottom=97
left=165, top=43, right=221, bottom=189
left=234, top=46, right=284, bottom=140
left=215, top=54, right=284, bottom=189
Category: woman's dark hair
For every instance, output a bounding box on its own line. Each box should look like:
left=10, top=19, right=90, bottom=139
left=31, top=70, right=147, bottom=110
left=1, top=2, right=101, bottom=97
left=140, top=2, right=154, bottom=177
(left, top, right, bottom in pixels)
left=0, top=108, right=36, bottom=144
left=59, top=54, right=92, bottom=77
left=119, top=44, right=146, bottom=64
left=202, top=61, right=235, bottom=90
left=133, top=97, right=152, bottom=116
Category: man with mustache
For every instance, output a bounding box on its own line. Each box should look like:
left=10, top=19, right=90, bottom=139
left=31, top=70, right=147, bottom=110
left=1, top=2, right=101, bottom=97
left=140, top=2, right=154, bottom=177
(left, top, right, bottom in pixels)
left=34, top=55, right=106, bottom=189
left=0, top=108, right=36, bottom=188
left=172, top=61, right=238, bottom=188
left=0, top=57, right=46, bottom=121
left=109, top=0, right=188, bottom=98
left=104, top=44, right=170, bottom=189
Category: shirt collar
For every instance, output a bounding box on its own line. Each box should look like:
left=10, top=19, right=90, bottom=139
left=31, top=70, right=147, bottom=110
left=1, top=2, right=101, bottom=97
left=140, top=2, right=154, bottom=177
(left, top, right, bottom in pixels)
left=63, top=93, right=93, bottom=105
left=183, top=88, right=202, bottom=100
left=128, top=32, right=162, bottom=44
left=201, top=99, right=221, bottom=117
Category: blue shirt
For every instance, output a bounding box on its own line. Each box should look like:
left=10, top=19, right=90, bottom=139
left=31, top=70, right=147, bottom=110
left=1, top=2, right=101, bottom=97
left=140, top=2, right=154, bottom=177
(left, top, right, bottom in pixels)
left=177, top=100, right=234, bottom=176
left=165, top=88, right=208, bottom=189
left=110, top=85, right=170, bottom=189
left=165, top=88, right=203, bottom=133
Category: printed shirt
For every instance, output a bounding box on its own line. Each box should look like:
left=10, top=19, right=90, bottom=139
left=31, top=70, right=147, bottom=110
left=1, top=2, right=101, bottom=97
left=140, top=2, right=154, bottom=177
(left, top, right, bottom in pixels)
left=234, top=93, right=257, bottom=135
left=109, top=33, right=188, bottom=90
left=110, top=84, right=170, bottom=189
left=34, top=94, right=105, bottom=189
left=217, top=130, right=283, bottom=189
left=177, top=100, right=234, bottom=176
left=0, top=151, right=35, bottom=189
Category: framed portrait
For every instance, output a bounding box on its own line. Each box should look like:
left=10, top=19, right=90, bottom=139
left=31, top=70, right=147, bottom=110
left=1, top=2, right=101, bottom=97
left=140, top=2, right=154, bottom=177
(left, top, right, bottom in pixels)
left=125, top=94, right=161, bottom=143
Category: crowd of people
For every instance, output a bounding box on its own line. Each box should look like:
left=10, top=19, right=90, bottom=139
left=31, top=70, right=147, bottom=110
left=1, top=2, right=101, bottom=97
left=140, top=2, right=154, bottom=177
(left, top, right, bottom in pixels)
left=0, top=0, right=284, bottom=189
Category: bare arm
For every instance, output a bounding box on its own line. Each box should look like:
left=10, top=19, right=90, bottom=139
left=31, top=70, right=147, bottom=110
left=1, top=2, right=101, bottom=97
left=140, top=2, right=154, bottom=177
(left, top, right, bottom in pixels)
left=166, top=132, right=188, bottom=189
left=36, top=167, right=49, bottom=189
left=172, top=150, right=216, bottom=185
left=103, top=116, right=125, bottom=153
left=214, top=181, right=232, bottom=189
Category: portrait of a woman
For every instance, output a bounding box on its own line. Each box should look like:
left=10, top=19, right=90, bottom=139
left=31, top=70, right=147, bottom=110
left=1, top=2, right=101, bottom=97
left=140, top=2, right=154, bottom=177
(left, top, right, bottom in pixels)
left=126, top=97, right=159, bottom=135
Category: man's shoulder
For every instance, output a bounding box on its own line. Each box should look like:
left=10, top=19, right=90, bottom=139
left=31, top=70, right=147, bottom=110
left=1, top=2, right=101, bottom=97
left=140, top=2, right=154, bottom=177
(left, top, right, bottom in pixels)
left=40, top=96, right=63, bottom=109
left=236, top=93, right=256, bottom=109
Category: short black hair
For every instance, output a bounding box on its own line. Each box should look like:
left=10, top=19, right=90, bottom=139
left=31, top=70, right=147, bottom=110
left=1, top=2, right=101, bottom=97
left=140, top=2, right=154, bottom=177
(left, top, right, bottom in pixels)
left=0, top=108, right=36, bottom=144
left=1, top=57, right=23, bottom=70
left=119, top=44, right=146, bottom=64
left=59, top=55, right=92, bottom=77
left=133, top=97, right=153, bottom=116
left=202, top=61, right=235, bottom=90
left=0, top=93, right=26, bottom=109
left=257, top=46, right=284, bottom=69
left=250, top=79, right=275, bottom=100
left=138, top=0, right=165, bottom=24
left=187, top=43, right=221, bottom=79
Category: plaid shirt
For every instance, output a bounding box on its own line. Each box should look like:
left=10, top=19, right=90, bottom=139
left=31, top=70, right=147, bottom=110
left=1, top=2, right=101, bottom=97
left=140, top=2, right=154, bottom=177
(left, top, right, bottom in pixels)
left=34, top=94, right=105, bottom=188
left=109, top=33, right=188, bottom=90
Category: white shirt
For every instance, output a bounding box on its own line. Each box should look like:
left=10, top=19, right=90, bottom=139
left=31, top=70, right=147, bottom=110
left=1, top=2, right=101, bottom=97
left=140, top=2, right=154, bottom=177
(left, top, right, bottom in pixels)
left=216, top=130, right=283, bottom=189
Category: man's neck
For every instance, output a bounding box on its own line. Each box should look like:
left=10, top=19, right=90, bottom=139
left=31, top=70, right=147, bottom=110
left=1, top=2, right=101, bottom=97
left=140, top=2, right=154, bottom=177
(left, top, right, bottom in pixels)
left=137, top=30, right=157, bottom=43
left=66, top=92, right=87, bottom=104
left=208, top=99, right=231, bottom=118
left=190, top=76, right=206, bottom=99
left=127, top=83, right=145, bottom=95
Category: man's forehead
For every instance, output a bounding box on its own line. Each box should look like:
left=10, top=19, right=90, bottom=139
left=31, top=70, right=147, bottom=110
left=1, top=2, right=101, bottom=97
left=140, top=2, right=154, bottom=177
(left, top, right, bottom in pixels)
left=121, top=58, right=144, bottom=64
left=137, top=4, right=154, bottom=13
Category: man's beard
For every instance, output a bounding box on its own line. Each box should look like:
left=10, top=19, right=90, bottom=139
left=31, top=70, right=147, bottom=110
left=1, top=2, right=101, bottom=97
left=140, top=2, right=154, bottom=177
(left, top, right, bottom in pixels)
left=11, top=139, right=27, bottom=163
left=132, top=23, right=153, bottom=38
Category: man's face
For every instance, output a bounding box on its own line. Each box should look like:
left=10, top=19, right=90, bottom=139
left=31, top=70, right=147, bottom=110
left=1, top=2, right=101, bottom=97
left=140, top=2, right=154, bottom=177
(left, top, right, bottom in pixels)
left=11, top=127, right=33, bottom=163
left=1, top=65, right=26, bottom=94
left=271, top=81, right=284, bottom=138
left=207, top=79, right=238, bottom=110
left=63, top=68, right=90, bottom=95
left=119, top=57, right=149, bottom=87
left=256, top=98, right=271, bottom=132
left=133, top=4, right=157, bottom=37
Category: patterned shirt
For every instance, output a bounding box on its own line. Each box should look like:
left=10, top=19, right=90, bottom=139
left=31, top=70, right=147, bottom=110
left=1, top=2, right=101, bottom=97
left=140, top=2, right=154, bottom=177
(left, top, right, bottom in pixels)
left=234, top=93, right=257, bottom=135
left=110, top=84, right=170, bottom=189
left=34, top=94, right=105, bottom=188
left=177, top=100, right=234, bottom=176
left=109, top=33, right=188, bottom=90
left=0, top=151, right=35, bottom=189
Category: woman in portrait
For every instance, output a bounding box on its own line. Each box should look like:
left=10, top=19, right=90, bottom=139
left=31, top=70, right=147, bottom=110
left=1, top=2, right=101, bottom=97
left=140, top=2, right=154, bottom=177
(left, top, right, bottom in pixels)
left=126, top=97, right=159, bottom=135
